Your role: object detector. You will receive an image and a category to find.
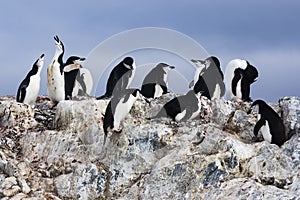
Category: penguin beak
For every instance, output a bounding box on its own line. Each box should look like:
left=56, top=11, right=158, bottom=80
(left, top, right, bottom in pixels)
left=63, top=64, right=80, bottom=73
left=80, top=58, right=86, bottom=62
left=169, top=66, right=175, bottom=69
left=191, top=59, right=205, bottom=64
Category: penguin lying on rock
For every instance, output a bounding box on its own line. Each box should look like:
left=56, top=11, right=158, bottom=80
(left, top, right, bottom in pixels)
left=149, top=90, right=204, bottom=122
left=248, top=99, right=286, bottom=146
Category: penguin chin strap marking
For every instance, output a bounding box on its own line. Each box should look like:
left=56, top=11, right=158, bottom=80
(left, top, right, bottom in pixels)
left=124, top=63, right=132, bottom=69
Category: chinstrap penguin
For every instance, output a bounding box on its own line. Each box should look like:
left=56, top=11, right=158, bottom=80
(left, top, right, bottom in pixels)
left=249, top=99, right=286, bottom=146
left=149, top=90, right=203, bottom=122
left=16, top=54, right=44, bottom=105
left=47, top=35, right=65, bottom=103
left=63, top=56, right=86, bottom=100
left=97, top=57, right=136, bottom=99
left=224, top=59, right=258, bottom=102
left=190, top=56, right=225, bottom=100
left=102, top=88, right=142, bottom=145
left=141, top=63, right=175, bottom=98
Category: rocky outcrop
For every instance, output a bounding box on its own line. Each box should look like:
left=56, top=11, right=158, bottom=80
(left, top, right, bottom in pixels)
left=0, top=94, right=299, bottom=199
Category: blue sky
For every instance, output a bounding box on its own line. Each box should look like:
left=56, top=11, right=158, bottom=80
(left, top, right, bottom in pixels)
left=0, top=1, right=299, bottom=102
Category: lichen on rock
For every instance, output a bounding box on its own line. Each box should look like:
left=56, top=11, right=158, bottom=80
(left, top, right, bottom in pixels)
left=0, top=94, right=299, bottom=199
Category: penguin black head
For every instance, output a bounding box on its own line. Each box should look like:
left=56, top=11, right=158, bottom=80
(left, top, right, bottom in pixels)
left=54, top=35, right=65, bottom=52
left=157, top=63, right=175, bottom=72
left=65, top=56, right=86, bottom=65
left=207, top=56, right=223, bottom=79
left=206, top=56, right=220, bottom=68
left=123, top=57, right=135, bottom=69
left=247, top=99, right=266, bottom=114
left=64, top=56, right=86, bottom=73
left=34, top=54, right=45, bottom=68
left=191, top=59, right=206, bottom=75
left=30, top=54, right=45, bottom=75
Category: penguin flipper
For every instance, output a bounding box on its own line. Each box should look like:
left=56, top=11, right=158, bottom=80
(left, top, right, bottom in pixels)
left=17, top=85, right=27, bottom=103
left=254, top=118, right=266, bottom=137
left=231, top=70, right=242, bottom=96
left=241, top=81, right=252, bottom=102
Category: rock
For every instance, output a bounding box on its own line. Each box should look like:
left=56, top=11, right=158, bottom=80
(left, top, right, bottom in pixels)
left=0, top=101, right=37, bottom=130
left=54, top=163, right=108, bottom=199
left=2, top=177, right=18, bottom=189
left=2, top=185, right=21, bottom=197
left=18, top=178, right=30, bottom=194
left=211, top=98, right=234, bottom=127
left=279, top=96, right=300, bottom=139
left=10, top=193, right=27, bottom=200
left=0, top=95, right=300, bottom=199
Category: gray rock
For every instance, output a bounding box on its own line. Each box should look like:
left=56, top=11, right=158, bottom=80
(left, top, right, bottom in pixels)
left=279, top=96, right=300, bottom=139
left=0, top=95, right=300, bottom=199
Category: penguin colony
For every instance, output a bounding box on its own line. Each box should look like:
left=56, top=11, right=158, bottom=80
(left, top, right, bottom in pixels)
left=16, top=35, right=287, bottom=147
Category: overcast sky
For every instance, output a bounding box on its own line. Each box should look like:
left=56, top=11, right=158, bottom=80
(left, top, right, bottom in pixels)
left=0, top=1, right=299, bottom=102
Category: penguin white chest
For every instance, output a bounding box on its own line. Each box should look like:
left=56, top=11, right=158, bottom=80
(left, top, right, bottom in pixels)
left=258, top=114, right=272, bottom=143
left=154, top=84, right=163, bottom=98
left=24, top=75, right=40, bottom=105
left=236, top=79, right=242, bottom=99
left=127, top=68, right=135, bottom=89
left=175, top=109, right=187, bottom=122
left=212, top=84, right=221, bottom=100
left=190, top=98, right=202, bottom=120
left=73, top=68, right=93, bottom=96
left=113, top=97, right=136, bottom=129
left=47, top=62, right=65, bottom=101
left=193, top=68, right=201, bottom=86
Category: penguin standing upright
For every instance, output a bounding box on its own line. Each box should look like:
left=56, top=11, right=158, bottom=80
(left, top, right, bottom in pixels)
left=150, top=90, right=202, bottom=122
left=224, top=59, right=258, bottom=101
left=47, top=35, right=65, bottom=103
left=97, top=57, right=136, bottom=99
left=249, top=99, right=286, bottom=146
left=190, top=56, right=225, bottom=100
left=16, top=54, right=44, bottom=105
left=102, top=89, right=142, bottom=145
left=63, top=56, right=86, bottom=100
left=141, top=63, right=175, bottom=98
